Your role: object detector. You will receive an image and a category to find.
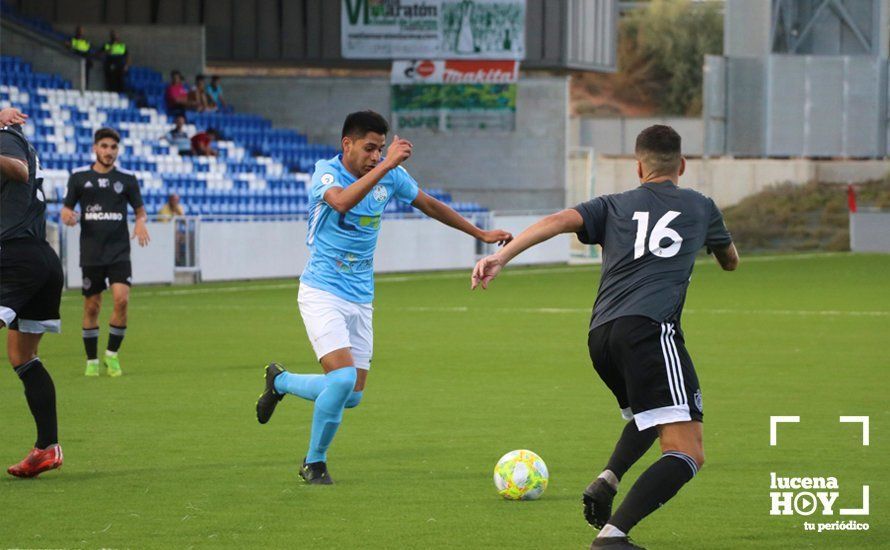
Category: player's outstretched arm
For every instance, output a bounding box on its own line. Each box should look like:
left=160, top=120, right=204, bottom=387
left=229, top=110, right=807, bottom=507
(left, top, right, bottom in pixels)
left=0, top=155, right=28, bottom=183
left=324, top=135, right=413, bottom=214
left=711, top=242, right=739, bottom=271
left=412, top=191, right=512, bottom=245
left=471, top=209, right=583, bottom=290
left=132, top=206, right=150, bottom=246
left=0, top=107, right=28, bottom=126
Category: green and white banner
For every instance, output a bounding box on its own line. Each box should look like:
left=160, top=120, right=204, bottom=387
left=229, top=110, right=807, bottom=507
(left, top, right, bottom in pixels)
left=391, top=60, right=518, bottom=132
left=342, top=0, right=525, bottom=60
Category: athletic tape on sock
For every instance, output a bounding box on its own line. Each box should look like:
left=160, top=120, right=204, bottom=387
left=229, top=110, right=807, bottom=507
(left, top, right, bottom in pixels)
left=663, top=451, right=699, bottom=476
left=14, top=357, right=40, bottom=377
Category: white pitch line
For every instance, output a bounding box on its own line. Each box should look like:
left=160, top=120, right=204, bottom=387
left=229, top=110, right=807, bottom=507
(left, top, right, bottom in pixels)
left=388, top=306, right=889, bottom=317
left=57, top=252, right=868, bottom=301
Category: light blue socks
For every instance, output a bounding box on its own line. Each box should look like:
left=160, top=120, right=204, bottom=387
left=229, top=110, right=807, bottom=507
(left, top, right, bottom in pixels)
left=274, top=372, right=326, bottom=401
left=274, top=371, right=363, bottom=408
left=306, top=367, right=357, bottom=464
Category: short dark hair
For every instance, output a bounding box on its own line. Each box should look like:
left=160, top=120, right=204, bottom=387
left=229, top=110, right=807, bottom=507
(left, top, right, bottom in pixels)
left=195, top=74, right=205, bottom=83
left=94, top=127, right=120, bottom=143
left=635, top=125, right=682, bottom=175
left=341, top=110, right=389, bottom=140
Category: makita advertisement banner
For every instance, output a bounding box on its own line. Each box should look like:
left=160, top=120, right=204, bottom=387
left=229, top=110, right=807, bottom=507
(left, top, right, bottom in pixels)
left=391, top=60, right=518, bottom=132
left=391, top=60, right=519, bottom=84
left=342, top=0, right=525, bottom=60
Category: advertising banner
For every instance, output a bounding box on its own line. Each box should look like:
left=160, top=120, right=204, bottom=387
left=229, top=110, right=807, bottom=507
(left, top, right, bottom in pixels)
left=391, top=59, right=518, bottom=131
left=343, top=0, right=525, bottom=60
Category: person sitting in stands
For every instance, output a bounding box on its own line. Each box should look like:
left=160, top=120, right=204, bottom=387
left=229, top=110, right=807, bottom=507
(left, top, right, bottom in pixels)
left=207, top=75, right=227, bottom=110
left=165, top=70, right=192, bottom=114
left=191, top=128, right=220, bottom=157
left=163, top=115, right=192, bottom=155
left=158, top=193, right=185, bottom=222
left=188, top=75, right=217, bottom=113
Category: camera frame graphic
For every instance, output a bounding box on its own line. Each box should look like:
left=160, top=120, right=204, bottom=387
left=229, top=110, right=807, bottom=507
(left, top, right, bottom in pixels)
left=769, top=415, right=870, bottom=516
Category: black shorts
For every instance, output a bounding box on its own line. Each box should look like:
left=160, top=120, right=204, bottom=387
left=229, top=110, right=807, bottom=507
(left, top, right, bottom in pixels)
left=588, top=316, right=703, bottom=430
left=82, top=261, right=132, bottom=296
left=0, top=238, right=63, bottom=333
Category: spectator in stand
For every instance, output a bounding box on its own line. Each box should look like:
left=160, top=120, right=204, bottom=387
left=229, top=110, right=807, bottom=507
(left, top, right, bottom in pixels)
left=158, top=193, right=185, bottom=222
left=191, top=128, right=220, bottom=157
left=207, top=75, right=227, bottom=110
left=163, top=115, right=192, bottom=155
left=67, top=26, right=94, bottom=87
left=188, top=75, right=217, bottom=113
left=102, top=30, right=129, bottom=93
left=165, top=70, right=192, bottom=115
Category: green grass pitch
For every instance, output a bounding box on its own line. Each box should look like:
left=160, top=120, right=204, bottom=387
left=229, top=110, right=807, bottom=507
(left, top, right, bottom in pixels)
left=1, top=253, right=887, bottom=549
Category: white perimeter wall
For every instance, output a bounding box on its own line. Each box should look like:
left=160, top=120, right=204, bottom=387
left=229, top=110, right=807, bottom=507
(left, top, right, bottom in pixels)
left=850, top=213, right=890, bottom=253
left=199, top=221, right=309, bottom=281
left=64, top=222, right=175, bottom=288
left=62, top=216, right=571, bottom=287
left=199, top=215, right=570, bottom=282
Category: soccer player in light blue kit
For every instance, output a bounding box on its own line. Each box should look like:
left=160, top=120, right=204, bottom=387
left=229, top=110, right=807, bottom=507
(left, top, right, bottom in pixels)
left=256, top=111, right=512, bottom=484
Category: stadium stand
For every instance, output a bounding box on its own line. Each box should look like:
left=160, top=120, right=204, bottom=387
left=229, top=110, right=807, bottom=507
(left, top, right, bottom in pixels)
left=1, top=56, right=486, bottom=220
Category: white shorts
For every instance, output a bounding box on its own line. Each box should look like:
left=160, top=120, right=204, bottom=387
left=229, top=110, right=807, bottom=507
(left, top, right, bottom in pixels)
left=298, top=282, right=373, bottom=370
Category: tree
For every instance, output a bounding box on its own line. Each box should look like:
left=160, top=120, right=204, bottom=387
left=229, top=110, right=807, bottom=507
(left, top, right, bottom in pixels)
left=620, top=0, right=723, bottom=115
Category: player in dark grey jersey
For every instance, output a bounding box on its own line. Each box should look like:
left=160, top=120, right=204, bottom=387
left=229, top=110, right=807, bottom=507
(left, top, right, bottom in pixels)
left=0, top=107, right=65, bottom=478
left=61, top=127, right=150, bottom=377
left=472, top=125, right=739, bottom=549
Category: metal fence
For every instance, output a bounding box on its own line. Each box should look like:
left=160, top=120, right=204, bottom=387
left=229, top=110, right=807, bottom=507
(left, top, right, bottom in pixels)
left=704, top=54, right=889, bottom=158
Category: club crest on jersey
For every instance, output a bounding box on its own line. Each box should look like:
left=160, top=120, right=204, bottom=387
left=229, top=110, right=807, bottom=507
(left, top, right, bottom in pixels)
left=321, top=173, right=335, bottom=186
left=98, top=178, right=109, bottom=188
left=113, top=181, right=124, bottom=194
left=372, top=184, right=388, bottom=203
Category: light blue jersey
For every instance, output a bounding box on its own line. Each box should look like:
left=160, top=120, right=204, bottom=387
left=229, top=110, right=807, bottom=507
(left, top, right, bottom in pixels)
left=301, top=154, right=420, bottom=303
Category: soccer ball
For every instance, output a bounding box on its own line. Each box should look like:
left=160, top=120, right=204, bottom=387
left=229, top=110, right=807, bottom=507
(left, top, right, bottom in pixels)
left=493, top=449, right=549, bottom=500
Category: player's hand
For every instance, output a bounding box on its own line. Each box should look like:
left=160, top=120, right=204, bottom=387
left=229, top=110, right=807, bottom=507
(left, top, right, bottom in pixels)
left=60, top=208, right=79, bottom=226
left=0, top=107, right=28, bottom=126
left=383, top=135, right=412, bottom=169
left=471, top=254, right=505, bottom=290
left=133, top=221, right=151, bottom=247
left=480, top=229, right=513, bottom=246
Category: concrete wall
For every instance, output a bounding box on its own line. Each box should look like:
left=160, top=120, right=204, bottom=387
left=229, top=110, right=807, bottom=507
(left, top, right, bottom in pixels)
left=573, top=117, right=704, bottom=156
left=594, top=157, right=890, bottom=208
left=1, top=20, right=84, bottom=89
left=222, top=75, right=569, bottom=211
left=850, top=212, right=890, bottom=253
left=54, top=24, right=205, bottom=84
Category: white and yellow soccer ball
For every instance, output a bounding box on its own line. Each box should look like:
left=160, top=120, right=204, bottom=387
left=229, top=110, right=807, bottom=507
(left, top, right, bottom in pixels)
left=493, top=449, right=549, bottom=500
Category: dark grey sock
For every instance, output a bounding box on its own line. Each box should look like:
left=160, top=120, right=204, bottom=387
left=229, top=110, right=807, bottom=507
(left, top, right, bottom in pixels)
left=83, top=327, right=99, bottom=360
left=608, top=452, right=698, bottom=534
left=605, top=420, right=658, bottom=481
left=107, top=324, right=126, bottom=353
left=15, top=358, right=58, bottom=449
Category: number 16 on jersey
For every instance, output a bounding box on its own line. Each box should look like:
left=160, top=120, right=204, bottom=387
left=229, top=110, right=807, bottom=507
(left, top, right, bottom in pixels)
left=632, top=211, right=683, bottom=259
